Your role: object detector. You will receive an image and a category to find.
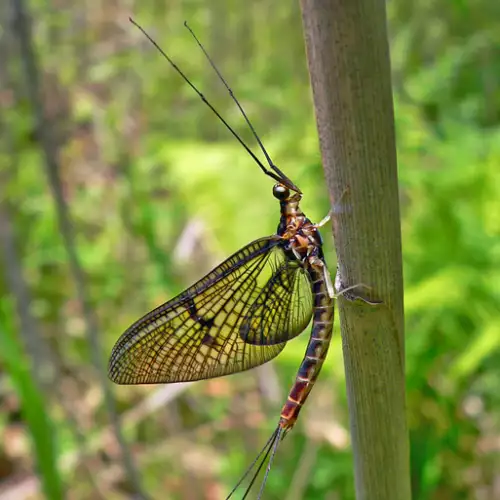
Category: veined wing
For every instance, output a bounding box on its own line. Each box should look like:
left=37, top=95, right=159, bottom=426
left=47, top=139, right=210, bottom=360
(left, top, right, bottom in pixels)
left=240, top=261, right=313, bottom=345
left=108, top=236, right=313, bottom=384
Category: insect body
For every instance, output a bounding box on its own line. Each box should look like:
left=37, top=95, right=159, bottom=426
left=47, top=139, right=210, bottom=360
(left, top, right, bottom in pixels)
left=109, top=18, right=334, bottom=499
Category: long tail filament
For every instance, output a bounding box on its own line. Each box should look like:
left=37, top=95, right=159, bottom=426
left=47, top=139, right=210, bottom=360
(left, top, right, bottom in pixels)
left=226, top=424, right=285, bottom=500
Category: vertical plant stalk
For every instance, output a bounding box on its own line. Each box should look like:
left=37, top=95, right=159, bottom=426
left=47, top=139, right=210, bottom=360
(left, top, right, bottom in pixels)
left=0, top=9, right=107, bottom=496
left=0, top=206, right=65, bottom=500
left=10, top=0, right=144, bottom=496
left=300, top=1, right=411, bottom=500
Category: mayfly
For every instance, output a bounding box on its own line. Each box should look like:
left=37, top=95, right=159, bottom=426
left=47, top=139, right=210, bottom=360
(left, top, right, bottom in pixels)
left=109, top=18, right=335, bottom=499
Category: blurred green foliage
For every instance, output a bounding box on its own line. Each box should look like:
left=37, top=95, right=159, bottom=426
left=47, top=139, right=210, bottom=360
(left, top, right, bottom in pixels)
left=0, top=307, right=63, bottom=500
left=1, top=1, right=499, bottom=499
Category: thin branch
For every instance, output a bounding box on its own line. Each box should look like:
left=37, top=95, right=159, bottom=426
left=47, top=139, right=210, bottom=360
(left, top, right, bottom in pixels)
left=285, top=438, right=319, bottom=500
left=10, top=0, right=145, bottom=496
left=0, top=205, right=107, bottom=500
left=0, top=9, right=107, bottom=497
left=0, top=192, right=55, bottom=386
left=300, top=1, right=411, bottom=500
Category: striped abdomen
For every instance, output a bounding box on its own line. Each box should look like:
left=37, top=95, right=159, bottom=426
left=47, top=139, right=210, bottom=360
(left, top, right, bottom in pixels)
left=279, top=264, right=334, bottom=430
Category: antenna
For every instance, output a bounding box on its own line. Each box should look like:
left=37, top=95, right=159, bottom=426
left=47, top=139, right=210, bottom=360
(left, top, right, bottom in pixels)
left=129, top=17, right=301, bottom=193
left=183, top=21, right=300, bottom=193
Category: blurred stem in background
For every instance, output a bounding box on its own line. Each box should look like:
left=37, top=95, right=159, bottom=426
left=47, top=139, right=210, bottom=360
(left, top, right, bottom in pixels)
left=8, top=0, right=144, bottom=497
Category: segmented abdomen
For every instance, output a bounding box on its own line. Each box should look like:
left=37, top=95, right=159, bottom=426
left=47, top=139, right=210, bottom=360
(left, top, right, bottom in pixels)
left=279, top=265, right=334, bottom=429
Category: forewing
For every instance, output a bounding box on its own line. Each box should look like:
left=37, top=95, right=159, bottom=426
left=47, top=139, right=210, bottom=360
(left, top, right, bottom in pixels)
left=240, top=260, right=313, bottom=345
left=109, top=237, right=297, bottom=384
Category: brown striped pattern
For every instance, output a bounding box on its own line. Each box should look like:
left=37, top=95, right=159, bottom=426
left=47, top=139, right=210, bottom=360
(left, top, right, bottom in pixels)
left=278, top=264, right=334, bottom=429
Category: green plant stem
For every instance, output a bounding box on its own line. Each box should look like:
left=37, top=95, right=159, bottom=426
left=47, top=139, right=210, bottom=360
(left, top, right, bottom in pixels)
left=300, top=1, right=411, bottom=499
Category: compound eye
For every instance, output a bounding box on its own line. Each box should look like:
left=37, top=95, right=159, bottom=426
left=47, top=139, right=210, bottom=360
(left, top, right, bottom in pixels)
left=273, top=184, right=290, bottom=200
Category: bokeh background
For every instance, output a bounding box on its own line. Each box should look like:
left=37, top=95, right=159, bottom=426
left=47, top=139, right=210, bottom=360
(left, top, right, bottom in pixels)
left=1, top=1, right=500, bottom=499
